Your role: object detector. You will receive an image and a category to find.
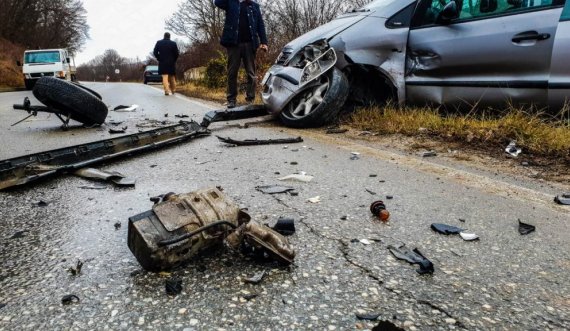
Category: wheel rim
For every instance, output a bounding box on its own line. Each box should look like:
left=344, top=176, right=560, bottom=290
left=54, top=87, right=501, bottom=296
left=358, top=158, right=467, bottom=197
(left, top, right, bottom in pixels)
left=285, top=76, right=329, bottom=119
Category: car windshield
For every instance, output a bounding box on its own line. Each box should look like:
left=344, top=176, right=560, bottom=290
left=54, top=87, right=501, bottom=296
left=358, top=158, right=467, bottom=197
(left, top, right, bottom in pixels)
left=146, top=65, right=158, bottom=71
left=24, top=51, right=61, bottom=64
left=360, top=0, right=402, bottom=10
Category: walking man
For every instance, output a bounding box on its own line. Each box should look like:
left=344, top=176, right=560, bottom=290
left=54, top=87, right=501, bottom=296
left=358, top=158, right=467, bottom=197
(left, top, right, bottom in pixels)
left=153, top=32, right=179, bottom=95
left=214, top=0, right=268, bottom=108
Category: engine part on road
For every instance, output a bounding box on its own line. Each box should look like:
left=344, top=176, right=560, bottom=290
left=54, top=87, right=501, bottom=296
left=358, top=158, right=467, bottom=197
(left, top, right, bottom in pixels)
left=388, top=245, right=434, bottom=275
left=217, top=136, right=303, bottom=146
left=0, top=121, right=209, bottom=191
left=200, top=105, right=268, bottom=128
left=370, top=200, right=390, bottom=222
left=74, top=168, right=135, bottom=187
left=128, top=187, right=249, bottom=271
left=554, top=193, right=570, bottom=205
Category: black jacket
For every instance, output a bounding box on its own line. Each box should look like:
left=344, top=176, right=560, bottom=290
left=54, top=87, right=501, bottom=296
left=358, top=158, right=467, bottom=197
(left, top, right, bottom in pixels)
left=153, top=38, right=179, bottom=75
left=214, top=0, right=268, bottom=50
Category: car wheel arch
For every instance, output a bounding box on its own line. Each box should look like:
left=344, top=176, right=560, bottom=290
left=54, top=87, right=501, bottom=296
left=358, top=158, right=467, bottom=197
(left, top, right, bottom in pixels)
left=342, top=64, right=399, bottom=107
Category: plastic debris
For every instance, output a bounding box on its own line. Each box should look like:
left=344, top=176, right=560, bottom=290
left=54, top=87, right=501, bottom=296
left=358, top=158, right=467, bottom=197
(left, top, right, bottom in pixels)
left=74, top=168, right=135, bottom=187
left=505, top=141, right=522, bottom=157
left=388, top=245, right=434, bottom=274
left=307, top=196, right=321, bottom=203
left=218, top=136, right=303, bottom=146
left=114, top=222, right=122, bottom=230
left=355, top=312, right=381, bottom=321
left=113, top=104, right=138, bottom=112
left=10, top=230, right=28, bottom=239
left=518, top=220, right=536, bottom=235
left=67, top=260, right=83, bottom=276
left=359, top=239, right=372, bottom=245
left=326, top=128, right=348, bottom=134
left=370, top=200, right=390, bottom=222
left=244, top=271, right=266, bottom=284
left=78, top=183, right=107, bottom=190
left=372, top=320, right=405, bottom=331
left=431, top=223, right=464, bottom=235
left=459, top=232, right=479, bottom=241
left=242, top=294, right=258, bottom=301
left=272, top=217, right=295, bottom=236
left=165, top=278, right=183, bottom=296
left=255, top=185, right=295, bottom=194
left=420, top=150, right=437, bottom=157
left=61, top=294, right=80, bottom=305
left=109, top=126, right=127, bottom=134
left=278, top=172, right=314, bottom=183
left=175, top=114, right=190, bottom=118
left=33, top=200, right=49, bottom=207
left=554, top=193, right=570, bottom=205
left=365, top=189, right=377, bottom=195
left=350, top=152, right=360, bottom=160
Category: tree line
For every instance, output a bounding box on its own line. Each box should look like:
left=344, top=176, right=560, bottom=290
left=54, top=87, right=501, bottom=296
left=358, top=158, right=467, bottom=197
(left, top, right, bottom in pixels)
left=0, top=0, right=89, bottom=53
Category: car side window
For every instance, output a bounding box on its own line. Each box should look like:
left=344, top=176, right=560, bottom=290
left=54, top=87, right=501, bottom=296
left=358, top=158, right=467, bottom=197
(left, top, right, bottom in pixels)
left=412, top=0, right=564, bottom=27
left=561, top=0, right=570, bottom=19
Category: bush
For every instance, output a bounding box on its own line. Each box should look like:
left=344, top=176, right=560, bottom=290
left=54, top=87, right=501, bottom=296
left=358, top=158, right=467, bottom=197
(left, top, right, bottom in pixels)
left=203, top=52, right=227, bottom=89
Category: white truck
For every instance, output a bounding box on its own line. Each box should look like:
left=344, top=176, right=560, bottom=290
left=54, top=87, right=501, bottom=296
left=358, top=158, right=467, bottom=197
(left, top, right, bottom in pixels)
left=18, top=49, right=77, bottom=90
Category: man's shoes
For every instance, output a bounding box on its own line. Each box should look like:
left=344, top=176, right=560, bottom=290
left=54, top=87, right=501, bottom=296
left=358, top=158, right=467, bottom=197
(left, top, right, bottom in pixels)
left=245, top=99, right=254, bottom=105
left=227, top=101, right=236, bottom=109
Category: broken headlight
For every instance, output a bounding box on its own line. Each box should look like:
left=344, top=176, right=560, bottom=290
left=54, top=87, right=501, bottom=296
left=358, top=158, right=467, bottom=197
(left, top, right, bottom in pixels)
left=285, top=40, right=337, bottom=86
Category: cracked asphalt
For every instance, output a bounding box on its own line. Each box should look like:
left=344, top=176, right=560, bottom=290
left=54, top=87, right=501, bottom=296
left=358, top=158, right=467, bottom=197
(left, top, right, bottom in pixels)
left=0, top=82, right=569, bottom=330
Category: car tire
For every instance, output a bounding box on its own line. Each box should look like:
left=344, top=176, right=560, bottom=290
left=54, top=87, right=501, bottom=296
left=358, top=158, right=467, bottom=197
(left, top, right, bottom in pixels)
left=279, top=68, right=349, bottom=128
left=33, top=77, right=108, bottom=126
left=24, top=79, right=36, bottom=90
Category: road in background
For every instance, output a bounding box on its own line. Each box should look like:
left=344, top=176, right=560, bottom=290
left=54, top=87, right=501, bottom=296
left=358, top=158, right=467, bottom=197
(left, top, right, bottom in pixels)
left=0, top=83, right=568, bottom=330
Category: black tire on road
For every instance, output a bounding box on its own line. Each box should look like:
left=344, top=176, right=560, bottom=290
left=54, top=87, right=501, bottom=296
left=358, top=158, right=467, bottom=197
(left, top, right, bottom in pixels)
left=279, top=67, right=349, bottom=128
left=33, top=77, right=108, bottom=125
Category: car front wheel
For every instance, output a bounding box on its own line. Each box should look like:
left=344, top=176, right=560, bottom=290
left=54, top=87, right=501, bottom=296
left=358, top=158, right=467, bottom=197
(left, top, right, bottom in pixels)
left=279, top=67, right=349, bottom=128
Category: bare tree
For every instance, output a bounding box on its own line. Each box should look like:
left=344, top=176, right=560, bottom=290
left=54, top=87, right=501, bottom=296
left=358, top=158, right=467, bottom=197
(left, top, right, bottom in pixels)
left=165, top=0, right=224, bottom=44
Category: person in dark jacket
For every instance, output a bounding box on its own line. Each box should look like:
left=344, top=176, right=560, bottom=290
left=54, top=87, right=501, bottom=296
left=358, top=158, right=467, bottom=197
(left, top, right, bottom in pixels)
left=214, top=0, right=268, bottom=108
left=153, top=32, right=180, bottom=95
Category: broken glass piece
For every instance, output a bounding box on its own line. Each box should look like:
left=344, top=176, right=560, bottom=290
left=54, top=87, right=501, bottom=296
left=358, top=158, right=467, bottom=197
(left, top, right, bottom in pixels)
left=355, top=312, right=381, bottom=321
left=278, top=173, right=314, bottom=182
left=244, top=271, right=266, bottom=284
left=518, top=220, right=536, bottom=235
left=388, top=245, right=434, bottom=274
left=459, top=232, right=479, bottom=241
left=165, top=278, right=183, bottom=296
left=255, top=185, right=295, bottom=194
left=273, top=217, right=295, bottom=236
left=431, top=223, right=464, bottom=235
left=554, top=193, right=570, bottom=205
left=372, top=320, right=405, bottom=331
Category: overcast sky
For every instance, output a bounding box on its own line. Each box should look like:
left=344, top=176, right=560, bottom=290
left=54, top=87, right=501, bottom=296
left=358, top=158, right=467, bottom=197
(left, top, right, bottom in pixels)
left=76, top=0, right=184, bottom=65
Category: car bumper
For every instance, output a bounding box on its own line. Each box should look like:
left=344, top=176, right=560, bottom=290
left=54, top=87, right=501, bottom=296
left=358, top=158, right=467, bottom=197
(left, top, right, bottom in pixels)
left=261, top=65, right=304, bottom=115
left=145, top=76, right=162, bottom=82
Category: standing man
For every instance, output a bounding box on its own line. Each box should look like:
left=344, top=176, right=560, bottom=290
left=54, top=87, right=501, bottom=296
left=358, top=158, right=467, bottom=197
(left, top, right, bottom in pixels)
left=214, top=0, right=268, bottom=108
left=153, top=32, right=179, bottom=96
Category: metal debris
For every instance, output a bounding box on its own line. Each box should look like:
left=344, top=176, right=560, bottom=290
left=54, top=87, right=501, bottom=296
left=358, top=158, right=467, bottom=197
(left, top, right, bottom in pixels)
left=0, top=121, right=209, bottom=190
left=272, top=217, right=295, bottom=236
left=175, top=114, right=190, bottom=118
left=505, top=141, right=522, bottom=157
left=61, top=294, right=80, bottom=305
left=68, top=260, right=83, bottom=276
left=78, top=183, right=107, bottom=190
left=255, top=185, right=295, bottom=194
left=554, top=193, right=570, bottom=205
left=350, top=152, right=360, bottom=160
left=113, top=104, right=138, bottom=112
left=431, top=223, right=464, bottom=235
left=74, top=168, right=135, bottom=187
left=217, top=136, right=303, bottom=146
left=388, top=245, right=434, bottom=274
left=108, top=126, right=127, bottom=134
left=244, top=271, right=266, bottom=284
left=518, top=220, right=536, bottom=235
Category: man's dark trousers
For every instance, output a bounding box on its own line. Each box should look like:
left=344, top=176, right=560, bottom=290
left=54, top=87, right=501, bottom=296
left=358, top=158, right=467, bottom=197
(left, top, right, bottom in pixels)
left=227, top=42, right=256, bottom=103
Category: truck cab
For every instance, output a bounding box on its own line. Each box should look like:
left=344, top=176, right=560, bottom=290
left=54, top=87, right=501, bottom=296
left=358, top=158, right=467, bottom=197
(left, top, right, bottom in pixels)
left=21, top=49, right=77, bottom=90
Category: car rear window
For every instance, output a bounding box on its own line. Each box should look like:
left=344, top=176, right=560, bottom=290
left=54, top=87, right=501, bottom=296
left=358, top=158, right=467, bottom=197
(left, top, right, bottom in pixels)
left=146, top=66, right=159, bottom=71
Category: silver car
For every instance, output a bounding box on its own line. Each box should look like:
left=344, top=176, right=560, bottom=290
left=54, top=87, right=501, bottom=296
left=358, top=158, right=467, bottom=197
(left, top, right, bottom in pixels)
left=262, top=0, right=570, bottom=127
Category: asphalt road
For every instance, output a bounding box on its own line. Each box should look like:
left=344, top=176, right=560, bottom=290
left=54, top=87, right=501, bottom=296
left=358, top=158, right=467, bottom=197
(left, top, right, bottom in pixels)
left=0, top=82, right=568, bottom=330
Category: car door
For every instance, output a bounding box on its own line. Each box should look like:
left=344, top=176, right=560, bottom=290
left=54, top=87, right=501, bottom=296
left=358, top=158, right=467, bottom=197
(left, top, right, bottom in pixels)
left=548, top=1, right=570, bottom=109
left=405, top=0, right=565, bottom=109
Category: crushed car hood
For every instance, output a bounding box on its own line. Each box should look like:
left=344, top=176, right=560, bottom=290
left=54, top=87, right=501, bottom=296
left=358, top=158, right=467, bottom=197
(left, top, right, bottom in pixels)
left=283, top=13, right=370, bottom=52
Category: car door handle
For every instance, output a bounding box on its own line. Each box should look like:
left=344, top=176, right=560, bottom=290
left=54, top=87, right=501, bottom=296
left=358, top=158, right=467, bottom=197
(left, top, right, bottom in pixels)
left=512, top=31, right=550, bottom=43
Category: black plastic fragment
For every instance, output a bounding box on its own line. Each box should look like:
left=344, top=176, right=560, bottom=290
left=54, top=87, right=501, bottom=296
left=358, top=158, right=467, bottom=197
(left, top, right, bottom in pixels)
left=326, top=128, right=348, bottom=134
left=10, top=230, right=28, bottom=239
left=554, top=193, right=570, bottom=205
left=175, top=114, right=190, bottom=118
left=388, top=245, right=434, bottom=274
left=68, top=260, right=83, bottom=276
left=165, top=278, right=183, bottom=296
left=34, top=200, right=49, bottom=207
left=255, top=185, right=295, bottom=195
left=242, top=294, right=258, bottom=301
left=365, top=189, right=377, bottom=195
left=61, top=294, right=80, bottom=305
left=372, top=320, right=405, bottom=331
left=273, top=217, right=295, bottom=236
left=217, top=135, right=303, bottom=146
left=356, top=313, right=381, bottom=321
left=0, top=303, right=5, bottom=310
left=431, top=223, right=464, bottom=235
left=114, top=222, right=122, bottom=230
left=518, top=220, right=536, bottom=235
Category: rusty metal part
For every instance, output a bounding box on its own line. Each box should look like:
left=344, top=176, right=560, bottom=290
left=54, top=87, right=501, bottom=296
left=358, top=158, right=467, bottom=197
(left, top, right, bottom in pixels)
left=226, top=220, right=296, bottom=265
left=128, top=188, right=250, bottom=271
left=217, top=136, right=303, bottom=146
left=0, top=121, right=209, bottom=190
left=200, top=105, right=268, bottom=128
left=13, top=97, right=72, bottom=129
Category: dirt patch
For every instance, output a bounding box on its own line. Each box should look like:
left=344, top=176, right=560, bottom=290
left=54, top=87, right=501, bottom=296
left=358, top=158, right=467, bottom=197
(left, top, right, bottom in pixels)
left=0, top=38, right=24, bottom=88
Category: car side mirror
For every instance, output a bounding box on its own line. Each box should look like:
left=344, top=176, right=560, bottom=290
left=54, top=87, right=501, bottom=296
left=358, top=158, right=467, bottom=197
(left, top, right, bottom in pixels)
left=437, top=1, right=459, bottom=25
left=16, top=60, right=22, bottom=67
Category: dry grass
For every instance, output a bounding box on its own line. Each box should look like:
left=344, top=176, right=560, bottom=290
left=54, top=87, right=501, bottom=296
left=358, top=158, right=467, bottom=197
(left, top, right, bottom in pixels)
left=177, top=82, right=258, bottom=105
left=349, top=104, right=570, bottom=160
left=0, top=38, right=24, bottom=88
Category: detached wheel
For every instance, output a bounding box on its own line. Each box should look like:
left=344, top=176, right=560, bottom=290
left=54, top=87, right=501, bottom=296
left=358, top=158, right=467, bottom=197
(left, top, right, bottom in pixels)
left=279, top=67, right=349, bottom=128
left=33, top=77, right=108, bottom=126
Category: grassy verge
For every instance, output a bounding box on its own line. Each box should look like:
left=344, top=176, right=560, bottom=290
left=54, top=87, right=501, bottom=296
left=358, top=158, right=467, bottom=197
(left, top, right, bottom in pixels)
left=177, top=82, right=252, bottom=105
left=349, top=104, right=570, bottom=160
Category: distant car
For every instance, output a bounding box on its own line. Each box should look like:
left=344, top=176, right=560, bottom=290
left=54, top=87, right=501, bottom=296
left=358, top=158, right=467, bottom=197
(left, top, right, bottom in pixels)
left=262, top=0, right=570, bottom=127
left=143, top=65, right=161, bottom=84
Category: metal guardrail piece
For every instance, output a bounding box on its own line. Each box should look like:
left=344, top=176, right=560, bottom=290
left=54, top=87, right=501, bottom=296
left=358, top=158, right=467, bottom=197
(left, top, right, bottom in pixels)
left=0, top=121, right=210, bottom=190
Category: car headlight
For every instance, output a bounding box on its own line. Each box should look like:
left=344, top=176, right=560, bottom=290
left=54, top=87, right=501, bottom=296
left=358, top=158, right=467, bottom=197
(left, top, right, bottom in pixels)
left=299, top=47, right=337, bottom=86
